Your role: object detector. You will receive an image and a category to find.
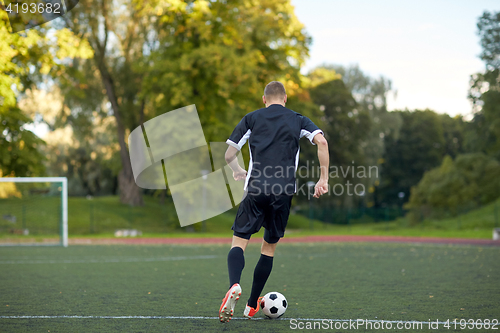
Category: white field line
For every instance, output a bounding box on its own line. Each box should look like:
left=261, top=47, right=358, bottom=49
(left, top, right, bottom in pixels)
left=0, top=315, right=454, bottom=325
left=0, top=255, right=219, bottom=264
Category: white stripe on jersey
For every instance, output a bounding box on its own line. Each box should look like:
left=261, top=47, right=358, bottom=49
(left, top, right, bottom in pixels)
left=300, top=129, right=323, bottom=145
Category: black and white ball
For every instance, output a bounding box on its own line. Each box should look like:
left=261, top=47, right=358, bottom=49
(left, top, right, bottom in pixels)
left=260, top=292, right=287, bottom=319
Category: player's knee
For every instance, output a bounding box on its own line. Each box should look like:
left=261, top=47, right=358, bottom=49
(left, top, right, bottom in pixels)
left=231, top=235, right=249, bottom=252
left=261, top=241, right=277, bottom=257
left=231, top=244, right=246, bottom=252
left=261, top=249, right=275, bottom=257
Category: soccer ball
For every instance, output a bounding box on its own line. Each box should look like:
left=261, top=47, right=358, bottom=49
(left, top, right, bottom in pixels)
left=260, top=292, right=287, bottom=319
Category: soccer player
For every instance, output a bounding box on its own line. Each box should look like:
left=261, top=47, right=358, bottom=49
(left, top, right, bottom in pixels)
left=219, top=81, right=329, bottom=322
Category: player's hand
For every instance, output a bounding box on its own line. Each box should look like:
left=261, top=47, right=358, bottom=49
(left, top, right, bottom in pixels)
left=313, top=178, right=328, bottom=198
left=233, top=168, right=247, bottom=181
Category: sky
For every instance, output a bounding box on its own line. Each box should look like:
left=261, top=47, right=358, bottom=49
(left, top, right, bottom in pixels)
left=291, top=0, right=499, bottom=117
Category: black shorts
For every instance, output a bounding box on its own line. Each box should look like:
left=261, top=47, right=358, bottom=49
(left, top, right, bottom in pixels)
left=232, top=192, right=293, bottom=244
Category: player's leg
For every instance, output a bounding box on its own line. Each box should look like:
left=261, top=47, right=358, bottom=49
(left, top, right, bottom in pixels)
left=260, top=236, right=278, bottom=256
left=247, top=230, right=278, bottom=307
left=243, top=194, right=292, bottom=318
left=228, top=234, right=250, bottom=288
left=244, top=230, right=279, bottom=318
left=226, top=192, right=267, bottom=320
left=220, top=234, right=250, bottom=322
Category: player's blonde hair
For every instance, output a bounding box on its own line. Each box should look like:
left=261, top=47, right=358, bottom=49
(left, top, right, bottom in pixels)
left=264, top=81, right=286, bottom=101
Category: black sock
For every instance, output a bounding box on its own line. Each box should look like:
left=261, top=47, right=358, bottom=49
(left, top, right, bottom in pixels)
left=227, top=247, right=245, bottom=289
left=248, top=254, right=274, bottom=308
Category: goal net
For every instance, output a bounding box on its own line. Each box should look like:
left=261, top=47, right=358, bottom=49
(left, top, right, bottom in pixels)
left=0, top=177, right=68, bottom=247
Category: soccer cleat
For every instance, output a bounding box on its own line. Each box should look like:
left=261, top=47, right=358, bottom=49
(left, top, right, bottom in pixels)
left=219, top=283, right=242, bottom=323
left=243, top=296, right=263, bottom=319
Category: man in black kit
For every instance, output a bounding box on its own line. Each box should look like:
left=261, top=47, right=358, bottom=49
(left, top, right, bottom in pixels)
left=219, top=81, right=329, bottom=322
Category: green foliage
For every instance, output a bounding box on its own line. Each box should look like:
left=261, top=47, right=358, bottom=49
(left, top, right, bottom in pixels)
left=0, top=11, right=48, bottom=177
left=0, top=195, right=324, bottom=236
left=305, top=65, right=401, bottom=210
left=0, top=11, right=93, bottom=112
left=63, top=0, right=311, bottom=139
left=321, top=65, right=400, bottom=166
left=0, top=9, right=93, bottom=177
left=438, top=113, right=465, bottom=158
left=404, top=196, right=500, bottom=234
left=309, top=77, right=371, bottom=166
left=467, top=11, right=500, bottom=160
left=139, top=0, right=311, bottom=142
left=305, top=67, right=342, bottom=87
left=407, top=153, right=500, bottom=219
left=44, top=145, right=118, bottom=196
left=0, top=11, right=53, bottom=111
left=55, top=0, right=311, bottom=204
left=292, top=69, right=373, bottom=210
left=479, top=83, right=500, bottom=159
left=0, top=107, right=46, bottom=177
left=141, top=44, right=264, bottom=141
left=394, top=10, right=500, bottom=221
left=467, top=70, right=500, bottom=159
left=2, top=193, right=497, bottom=239
left=477, top=11, right=500, bottom=71
left=378, top=110, right=445, bottom=205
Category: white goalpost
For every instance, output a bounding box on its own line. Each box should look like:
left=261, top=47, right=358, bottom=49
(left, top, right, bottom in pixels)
left=0, top=177, right=68, bottom=247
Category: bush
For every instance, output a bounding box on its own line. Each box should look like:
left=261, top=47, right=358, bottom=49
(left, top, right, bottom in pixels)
left=406, top=153, right=500, bottom=223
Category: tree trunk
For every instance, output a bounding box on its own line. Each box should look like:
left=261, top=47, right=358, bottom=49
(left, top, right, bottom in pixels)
left=118, top=169, right=142, bottom=206
left=97, top=61, right=143, bottom=206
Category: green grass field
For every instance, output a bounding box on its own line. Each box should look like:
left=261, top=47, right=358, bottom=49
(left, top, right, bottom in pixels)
left=1, top=242, right=499, bottom=332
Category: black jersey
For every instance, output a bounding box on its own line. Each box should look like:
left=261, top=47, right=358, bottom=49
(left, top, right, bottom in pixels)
left=226, top=104, right=323, bottom=195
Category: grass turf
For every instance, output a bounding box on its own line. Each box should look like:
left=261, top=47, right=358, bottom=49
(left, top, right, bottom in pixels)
left=0, top=242, right=499, bottom=332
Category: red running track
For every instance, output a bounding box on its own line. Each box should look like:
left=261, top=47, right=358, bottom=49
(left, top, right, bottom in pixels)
left=69, top=235, right=500, bottom=246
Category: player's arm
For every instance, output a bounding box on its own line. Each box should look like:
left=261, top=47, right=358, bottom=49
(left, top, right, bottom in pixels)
left=312, top=133, right=329, bottom=198
left=225, top=146, right=247, bottom=181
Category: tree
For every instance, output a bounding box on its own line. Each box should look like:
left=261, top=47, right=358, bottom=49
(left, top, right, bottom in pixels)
left=0, top=107, right=46, bottom=177
left=0, top=9, right=92, bottom=177
left=58, top=0, right=310, bottom=205
left=438, top=114, right=465, bottom=158
left=54, top=0, right=146, bottom=205
left=321, top=64, right=401, bottom=167
left=308, top=74, right=371, bottom=166
left=407, top=153, right=500, bottom=220
left=139, top=0, right=310, bottom=140
left=377, top=110, right=445, bottom=206
left=405, top=11, right=500, bottom=222
left=477, top=11, right=500, bottom=71
left=326, top=65, right=402, bottom=210
left=306, top=65, right=403, bottom=210
left=0, top=10, right=47, bottom=177
left=468, top=11, right=500, bottom=160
